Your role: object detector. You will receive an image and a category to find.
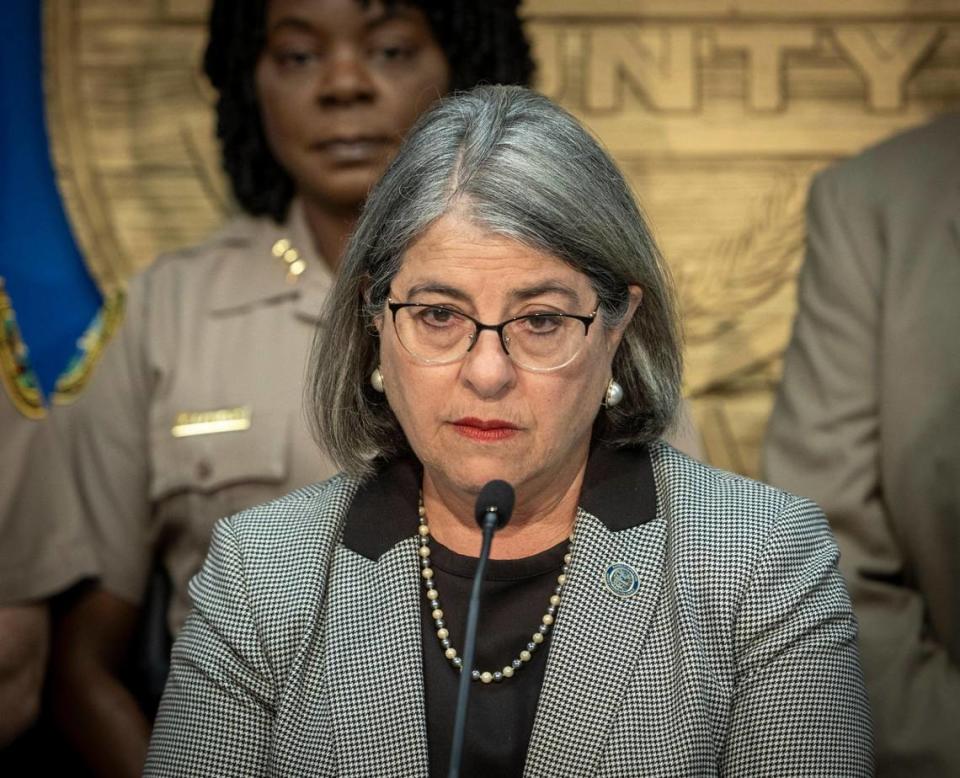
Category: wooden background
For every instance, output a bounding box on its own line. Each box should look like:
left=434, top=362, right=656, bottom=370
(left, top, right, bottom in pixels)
left=43, top=0, right=960, bottom=477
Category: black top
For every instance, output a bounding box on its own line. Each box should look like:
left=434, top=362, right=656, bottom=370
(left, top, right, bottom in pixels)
left=420, top=538, right=567, bottom=777
left=340, top=443, right=658, bottom=777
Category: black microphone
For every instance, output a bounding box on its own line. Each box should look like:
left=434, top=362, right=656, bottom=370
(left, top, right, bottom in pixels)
left=447, top=480, right=515, bottom=778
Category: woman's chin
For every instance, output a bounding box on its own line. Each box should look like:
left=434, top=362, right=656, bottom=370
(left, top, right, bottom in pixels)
left=428, top=458, right=528, bottom=498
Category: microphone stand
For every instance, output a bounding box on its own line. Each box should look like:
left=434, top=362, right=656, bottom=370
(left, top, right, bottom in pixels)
left=447, top=509, right=499, bottom=778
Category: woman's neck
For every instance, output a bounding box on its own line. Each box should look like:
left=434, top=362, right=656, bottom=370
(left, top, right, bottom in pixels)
left=420, top=459, right=588, bottom=560
left=300, top=197, right=361, bottom=273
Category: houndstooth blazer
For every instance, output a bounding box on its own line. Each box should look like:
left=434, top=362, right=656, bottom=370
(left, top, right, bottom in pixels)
left=146, top=443, right=873, bottom=776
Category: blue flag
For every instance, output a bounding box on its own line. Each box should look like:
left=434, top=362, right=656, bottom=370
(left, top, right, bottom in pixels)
left=0, top=0, right=103, bottom=408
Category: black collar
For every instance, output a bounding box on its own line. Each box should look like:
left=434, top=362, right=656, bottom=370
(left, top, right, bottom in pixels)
left=342, top=444, right=658, bottom=561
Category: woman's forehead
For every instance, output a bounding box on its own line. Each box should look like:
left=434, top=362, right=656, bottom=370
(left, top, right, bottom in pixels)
left=393, top=214, right=592, bottom=300
left=265, top=0, right=407, bottom=23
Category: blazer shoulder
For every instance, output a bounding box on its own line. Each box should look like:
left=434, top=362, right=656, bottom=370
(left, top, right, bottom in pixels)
left=648, top=445, right=838, bottom=629
left=193, top=474, right=359, bottom=665
left=650, top=442, right=825, bottom=547
left=220, top=473, right=358, bottom=564
left=813, top=113, right=960, bottom=205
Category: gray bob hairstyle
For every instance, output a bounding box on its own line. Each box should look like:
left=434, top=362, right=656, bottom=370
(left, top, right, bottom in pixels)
left=308, top=85, right=682, bottom=477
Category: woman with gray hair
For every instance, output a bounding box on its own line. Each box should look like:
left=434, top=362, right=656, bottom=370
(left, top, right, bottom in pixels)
left=146, top=86, right=872, bottom=776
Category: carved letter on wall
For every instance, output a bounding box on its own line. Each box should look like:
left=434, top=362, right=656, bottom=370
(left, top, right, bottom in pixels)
left=585, top=25, right=697, bottom=112
left=528, top=22, right=565, bottom=100
left=832, top=25, right=944, bottom=111
left=710, top=25, right=818, bottom=112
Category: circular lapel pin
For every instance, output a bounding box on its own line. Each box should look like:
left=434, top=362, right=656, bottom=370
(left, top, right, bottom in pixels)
left=604, top=562, right=641, bottom=598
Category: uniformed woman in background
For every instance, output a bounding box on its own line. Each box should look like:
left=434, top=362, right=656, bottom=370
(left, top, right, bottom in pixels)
left=35, top=2, right=533, bottom=775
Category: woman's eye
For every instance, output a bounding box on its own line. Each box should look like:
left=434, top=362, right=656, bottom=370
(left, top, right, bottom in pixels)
left=523, top=315, right=562, bottom=334
left=368, top=35, right=419, bottom=64
left=421, top=307, right=457, bottom=326
left=273, top=49, right=318, bottom=69
left=376, top=45, right=414, bottom=61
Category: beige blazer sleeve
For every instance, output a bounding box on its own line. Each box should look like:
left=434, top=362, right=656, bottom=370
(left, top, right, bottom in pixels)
left=764, top=165, right=960, bottom=775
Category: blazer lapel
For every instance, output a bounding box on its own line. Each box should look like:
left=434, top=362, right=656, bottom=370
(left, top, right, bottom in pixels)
left=524, top=509, right=666, bottom=777
left=322, top=537, right=430, bottom=776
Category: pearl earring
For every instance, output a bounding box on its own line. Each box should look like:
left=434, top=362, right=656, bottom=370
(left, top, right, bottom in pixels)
left=603, top=378, right=623, bottom=408
left=370, top=367, right=385, bottom=393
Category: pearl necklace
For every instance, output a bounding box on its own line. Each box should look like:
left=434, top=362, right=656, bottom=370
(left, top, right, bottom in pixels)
left=417, top=494, right=573, bottom=684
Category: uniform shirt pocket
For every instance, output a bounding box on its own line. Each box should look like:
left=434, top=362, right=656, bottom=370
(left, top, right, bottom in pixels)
left=151, top=407, right=290, bottom=503
left=149, top=407, right=294, bottom=631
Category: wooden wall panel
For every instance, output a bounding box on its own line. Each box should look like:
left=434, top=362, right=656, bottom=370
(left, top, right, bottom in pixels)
left=43, top=0, right=960, bottom=477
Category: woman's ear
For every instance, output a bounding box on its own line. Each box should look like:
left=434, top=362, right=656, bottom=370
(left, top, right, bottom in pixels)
left=359, top=276, right=383, bottom=334
left=359, top=275, right=373, bottom=305
left=605, top=285, right=643, bottom=353
left=624, top=284, right=643, bottom=323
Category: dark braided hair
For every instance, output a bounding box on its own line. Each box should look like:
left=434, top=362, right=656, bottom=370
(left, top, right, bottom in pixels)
left=203, top=0, right=534, bottom=222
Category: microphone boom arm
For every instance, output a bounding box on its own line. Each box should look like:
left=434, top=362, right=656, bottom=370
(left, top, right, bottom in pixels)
left=447, top=506, right=502, bottom=778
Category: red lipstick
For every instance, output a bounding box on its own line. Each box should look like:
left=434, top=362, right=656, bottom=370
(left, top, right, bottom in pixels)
left=450, top=417, right=520, bottom=442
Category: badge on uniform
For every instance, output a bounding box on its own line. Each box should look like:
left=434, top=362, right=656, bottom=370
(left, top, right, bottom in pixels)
left=171, top=406, right=252, bottom=437
left=604, top=562, right=641, bottom=598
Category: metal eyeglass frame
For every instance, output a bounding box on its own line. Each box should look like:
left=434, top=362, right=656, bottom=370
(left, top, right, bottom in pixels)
left=386, top=299, right=599, bottom=372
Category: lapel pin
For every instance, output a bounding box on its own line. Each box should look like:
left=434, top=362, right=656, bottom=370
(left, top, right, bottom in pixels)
left=604, top=562, right=640, bottom=598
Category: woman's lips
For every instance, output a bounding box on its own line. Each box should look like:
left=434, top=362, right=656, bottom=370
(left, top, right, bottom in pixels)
left=311, top=137, right=391, bottom=164
left=450, top=418, right=520, bottom=442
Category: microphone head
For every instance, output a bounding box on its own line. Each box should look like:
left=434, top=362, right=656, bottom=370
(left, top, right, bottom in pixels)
left=474, top=480, right=515, bottom=529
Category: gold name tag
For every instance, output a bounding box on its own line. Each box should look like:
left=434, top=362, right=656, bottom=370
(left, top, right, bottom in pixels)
left=171, top=406, right=252, bottom=437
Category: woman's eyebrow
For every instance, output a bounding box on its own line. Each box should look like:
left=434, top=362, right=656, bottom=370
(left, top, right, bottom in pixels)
left=403, top=281, right=583, bottom=306
left=405, top=282, right=472, bottom=303
left=266, top=17, right=315, bottom=35
left=365, top=5, right=418, bottom=31
left=266, top=6, right=415, bottom=37
left=510, top=283, right=581, bottom=306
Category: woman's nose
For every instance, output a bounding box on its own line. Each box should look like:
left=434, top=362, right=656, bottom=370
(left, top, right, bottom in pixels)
left=460, top=330, right=516, bottom=398
left=317, top=48, right=375, bottom=106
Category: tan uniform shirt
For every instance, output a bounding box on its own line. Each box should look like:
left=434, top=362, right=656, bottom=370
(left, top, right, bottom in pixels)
left=47, top=202, right=337, bottom=631
left=0, top=389, right=98, bottom=603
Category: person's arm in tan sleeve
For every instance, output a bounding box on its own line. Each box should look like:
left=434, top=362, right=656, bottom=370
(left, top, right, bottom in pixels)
left=0, top=604, right=48, bottom=746
left=0, top=398, right=99, bottom=604
left=763, top=169, right=960, bottom=774
left=0, top=402, right=90, bottom=746
left=50, top=587, right=151, bottom=777
left=48, top=277, right=158, bottom=777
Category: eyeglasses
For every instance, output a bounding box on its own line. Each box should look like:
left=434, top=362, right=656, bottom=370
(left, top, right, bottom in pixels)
left=386, top=299, right=598, bottom=372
